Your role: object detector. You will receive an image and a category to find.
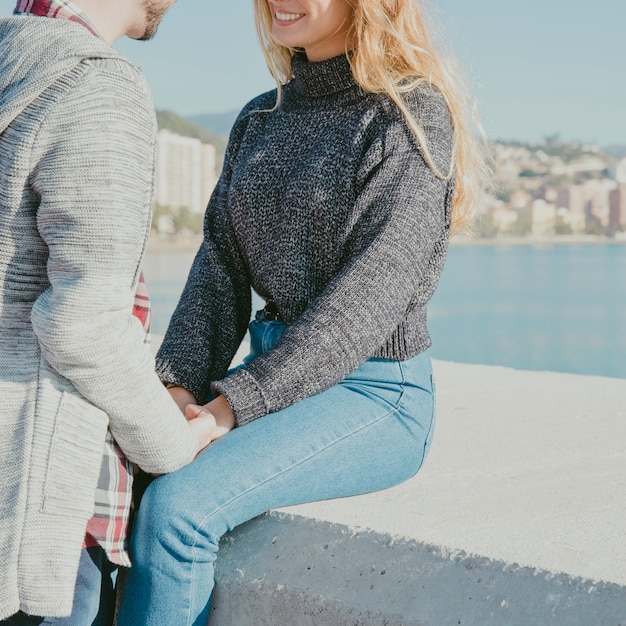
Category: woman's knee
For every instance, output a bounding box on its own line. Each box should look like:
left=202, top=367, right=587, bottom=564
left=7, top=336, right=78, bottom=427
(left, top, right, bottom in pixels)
left=133, top=471, right=224, bottom=559
left=133, top=474, right=195, bottom=547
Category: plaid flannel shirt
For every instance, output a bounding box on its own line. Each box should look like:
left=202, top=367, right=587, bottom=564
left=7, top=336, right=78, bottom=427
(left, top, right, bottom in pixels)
left=14, top=0, right=153, bottom=567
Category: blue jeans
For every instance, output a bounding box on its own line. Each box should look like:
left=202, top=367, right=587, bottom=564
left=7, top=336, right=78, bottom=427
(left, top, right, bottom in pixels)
left=117, top=314, right=436, bottom=626
left=1, top=546, right=117, bottom=626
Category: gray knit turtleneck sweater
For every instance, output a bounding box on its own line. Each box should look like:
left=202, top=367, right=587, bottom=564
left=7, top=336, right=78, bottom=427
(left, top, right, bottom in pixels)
left=156, top=52, right=455, bottom=426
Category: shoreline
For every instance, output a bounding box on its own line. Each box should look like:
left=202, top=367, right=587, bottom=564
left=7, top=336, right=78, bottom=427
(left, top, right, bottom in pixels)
left=147, top=232, right=626, bottom=253
left=147, top=233, right=203, bottom=253
left=451, top=233, right=626, bottom=246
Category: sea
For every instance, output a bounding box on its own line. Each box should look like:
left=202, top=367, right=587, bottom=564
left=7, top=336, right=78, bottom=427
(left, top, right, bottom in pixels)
left=143, top=242, right=626, bottom=380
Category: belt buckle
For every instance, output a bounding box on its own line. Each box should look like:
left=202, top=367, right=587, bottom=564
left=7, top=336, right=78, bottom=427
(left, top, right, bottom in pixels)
left=263, top=300, right=282, bottom=322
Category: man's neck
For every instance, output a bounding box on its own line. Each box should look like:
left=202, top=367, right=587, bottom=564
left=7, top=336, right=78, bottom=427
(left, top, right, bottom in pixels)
left=71, top=0, right=139, bottom=44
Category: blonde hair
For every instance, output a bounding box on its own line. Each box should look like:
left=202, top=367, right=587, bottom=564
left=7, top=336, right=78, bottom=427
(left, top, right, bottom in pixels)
left=253, top=0, right=492, bottom=233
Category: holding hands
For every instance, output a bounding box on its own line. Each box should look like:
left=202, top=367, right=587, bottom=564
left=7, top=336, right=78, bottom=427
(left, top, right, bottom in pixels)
left=168, top=386, right=236, bottom=455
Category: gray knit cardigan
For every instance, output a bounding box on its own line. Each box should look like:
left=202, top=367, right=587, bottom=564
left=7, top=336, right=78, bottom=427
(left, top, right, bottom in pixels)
left=157, top=52, right=455, bottom=426
left=0, top=18, right=197, bottom=619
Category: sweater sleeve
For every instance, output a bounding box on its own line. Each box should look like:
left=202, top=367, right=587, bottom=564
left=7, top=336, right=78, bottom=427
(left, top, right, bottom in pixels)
left=212, top=89, right=454, bottom=425
left=154, top=104, right=255, bottom=401
left=29, top=59, right=197, bottom=474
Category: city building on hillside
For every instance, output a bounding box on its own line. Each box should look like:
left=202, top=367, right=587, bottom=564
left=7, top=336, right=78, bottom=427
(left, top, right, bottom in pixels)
left=584, top=178, right=616, bottom=226
left=492, top=205, right=519, bottom=233
left=551, top=155, right=607, bottom=178
left=556, top=185, right=586, bottom=232
left=609, top=186, right=626, bottom=230
left=485, top=139, right=621, bottom=238
left=614, top=158, right=626, bottom=185
left=510, top=189, right=532, bottom=209
left=155, top=129, right=217, bottom=215
left=532, top=199, right=557, bottom=237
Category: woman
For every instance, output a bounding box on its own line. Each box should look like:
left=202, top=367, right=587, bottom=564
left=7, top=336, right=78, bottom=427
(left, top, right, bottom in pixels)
left=118, top=0, right=490, bottom=623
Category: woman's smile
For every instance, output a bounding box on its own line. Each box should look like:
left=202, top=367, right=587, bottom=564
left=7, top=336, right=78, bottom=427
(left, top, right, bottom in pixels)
left=273, top=10, right=305, bottom=23
left=268, top=0, right=351, bottom=61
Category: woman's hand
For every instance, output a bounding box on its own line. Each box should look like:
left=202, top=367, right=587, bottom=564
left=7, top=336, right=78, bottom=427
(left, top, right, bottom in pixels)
left=166, top=386, right=235, bottom=455
left=185, top=395, right=236, bottom=455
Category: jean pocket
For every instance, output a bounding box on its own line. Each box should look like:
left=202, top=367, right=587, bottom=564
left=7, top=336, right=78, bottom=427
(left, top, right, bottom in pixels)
left=342, top=360, right=406, bottom=410
left=40, top=392, right=108, bottom=516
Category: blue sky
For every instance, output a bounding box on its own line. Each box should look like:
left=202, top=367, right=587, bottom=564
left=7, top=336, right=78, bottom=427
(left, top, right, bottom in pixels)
left=2, top=1, right=624, bottom=144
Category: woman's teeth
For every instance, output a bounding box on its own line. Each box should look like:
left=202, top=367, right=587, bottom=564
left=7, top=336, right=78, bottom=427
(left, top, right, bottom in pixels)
left=276, top=12, right=304, bottom=21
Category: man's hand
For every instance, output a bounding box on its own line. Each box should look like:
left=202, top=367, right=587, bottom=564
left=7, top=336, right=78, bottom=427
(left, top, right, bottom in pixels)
left=186, top=395, right=236, bottom=455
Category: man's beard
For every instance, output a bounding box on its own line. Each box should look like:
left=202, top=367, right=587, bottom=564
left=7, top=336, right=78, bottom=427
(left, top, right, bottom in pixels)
left=137, top=0, right=171, bottom=41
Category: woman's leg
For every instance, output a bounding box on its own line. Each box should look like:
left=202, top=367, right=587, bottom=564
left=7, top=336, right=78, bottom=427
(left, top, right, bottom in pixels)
left=117, top=352, right=435, bottom=626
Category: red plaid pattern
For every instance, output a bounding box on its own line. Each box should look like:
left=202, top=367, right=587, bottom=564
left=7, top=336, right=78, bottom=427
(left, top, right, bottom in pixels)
left=133, top=271, right=152, bottom=332
left=84, top=273, right=151, bottom=566
left=14, top=0, right=152, bottom=567
left=14, top=0, right=100, bottom=36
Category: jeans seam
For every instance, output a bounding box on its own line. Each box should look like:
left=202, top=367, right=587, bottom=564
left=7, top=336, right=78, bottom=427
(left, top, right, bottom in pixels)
left=417, top=373, right=436, bottom=473
left=397, top=359, right=407, bottom=408
left=261, top=322, right=270, bottom=354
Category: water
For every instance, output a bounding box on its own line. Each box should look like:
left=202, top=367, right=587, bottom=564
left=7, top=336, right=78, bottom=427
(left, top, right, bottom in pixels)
left=143, top=243, right=626, bottom=379
left=428, top=243, right=626, bottom=379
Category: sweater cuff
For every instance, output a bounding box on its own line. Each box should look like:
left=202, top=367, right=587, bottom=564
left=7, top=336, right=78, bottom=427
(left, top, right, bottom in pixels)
left=211, top=368, right=268, bottom=426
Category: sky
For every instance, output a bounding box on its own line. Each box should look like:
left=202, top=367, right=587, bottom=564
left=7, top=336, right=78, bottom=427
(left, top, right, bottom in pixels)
left=2, top=0, right=624, bottom=144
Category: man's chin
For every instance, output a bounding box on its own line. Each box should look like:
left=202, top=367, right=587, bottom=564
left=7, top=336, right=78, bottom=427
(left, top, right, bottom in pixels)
left=128, top=22, right=160, bottom=41
left=130, top=2, right=168, bottom=41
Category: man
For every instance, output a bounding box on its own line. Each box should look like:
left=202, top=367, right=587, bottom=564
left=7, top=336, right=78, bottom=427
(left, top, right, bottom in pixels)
left=0, top=1, right=212, bottom=623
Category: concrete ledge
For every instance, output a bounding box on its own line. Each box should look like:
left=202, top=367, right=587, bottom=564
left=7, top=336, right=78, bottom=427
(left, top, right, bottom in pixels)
left=209, top=513, right=625, bottom=626
left=206, top=361, right=626, bottom=625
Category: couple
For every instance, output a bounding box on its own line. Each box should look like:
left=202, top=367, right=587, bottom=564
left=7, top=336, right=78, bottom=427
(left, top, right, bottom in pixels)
left=0, top=0, right=488, bottom=624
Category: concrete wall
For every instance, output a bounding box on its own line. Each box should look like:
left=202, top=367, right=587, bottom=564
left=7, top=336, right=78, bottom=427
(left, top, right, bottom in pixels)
left=206, top=361, right=626, bottom=625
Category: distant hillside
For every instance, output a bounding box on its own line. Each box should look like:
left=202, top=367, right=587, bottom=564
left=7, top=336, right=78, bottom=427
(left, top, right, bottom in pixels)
left=156, top=110, right=227, bottom=168
left=604, top=145, right=626, bottom=159
left=492, top=137, right=620, bottom=168
left=187, top=111, right=239, bottom=138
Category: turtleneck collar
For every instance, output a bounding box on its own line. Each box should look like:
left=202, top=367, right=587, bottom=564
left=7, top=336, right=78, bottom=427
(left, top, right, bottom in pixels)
left=290, top=51, right=357, bottom=98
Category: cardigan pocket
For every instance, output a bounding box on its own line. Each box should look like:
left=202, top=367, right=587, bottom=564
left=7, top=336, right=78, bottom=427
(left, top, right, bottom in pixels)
left=40, top=391, right=108, bottom=516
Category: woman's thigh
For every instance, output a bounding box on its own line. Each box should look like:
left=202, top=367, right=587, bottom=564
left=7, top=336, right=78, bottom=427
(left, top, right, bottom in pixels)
left=145, top=352, right=435, bottom=538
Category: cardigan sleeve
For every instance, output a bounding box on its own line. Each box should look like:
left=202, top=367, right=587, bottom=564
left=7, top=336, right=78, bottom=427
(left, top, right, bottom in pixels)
left=29, top=58, right=197, bottom=474
left=212, top=88, right=454, bottom=425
